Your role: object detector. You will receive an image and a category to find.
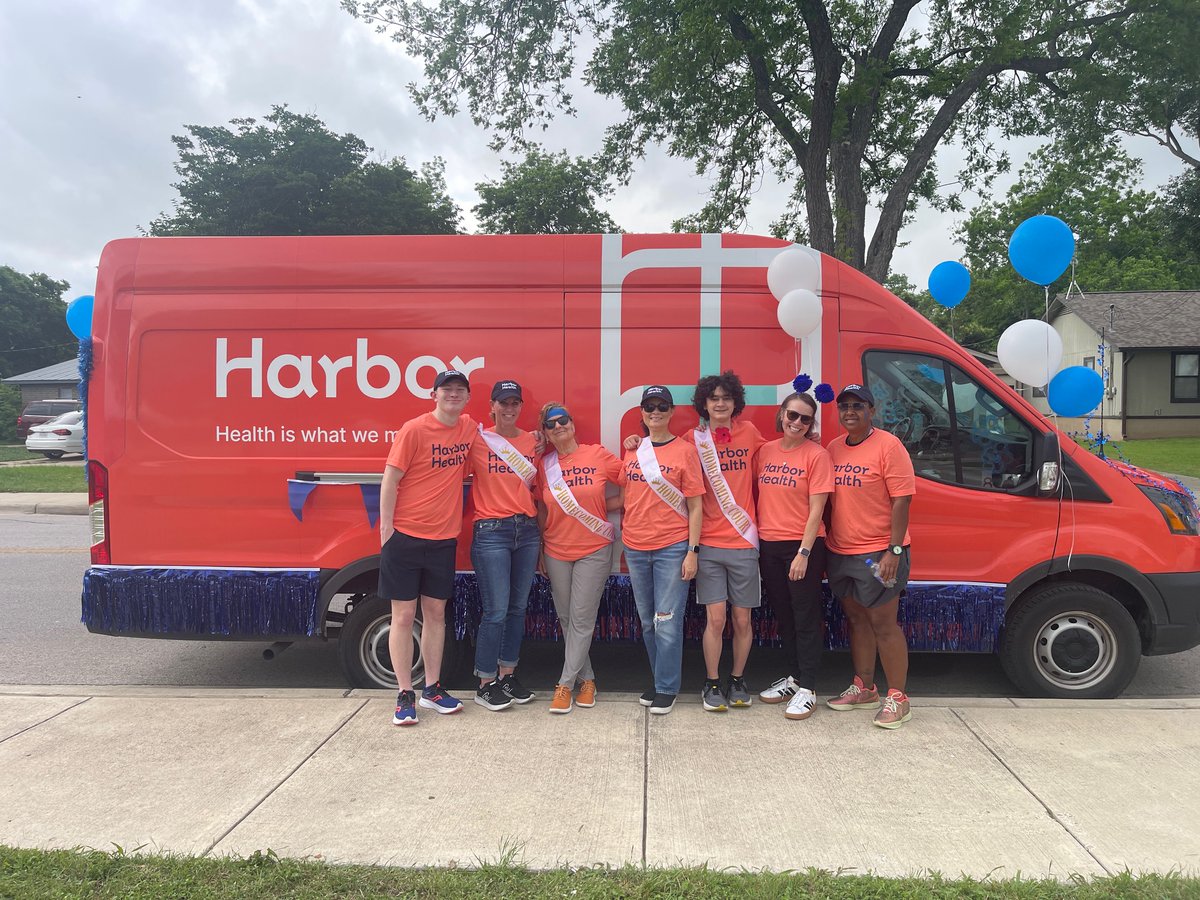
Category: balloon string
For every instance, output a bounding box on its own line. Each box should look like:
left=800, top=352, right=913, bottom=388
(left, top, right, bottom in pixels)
left=950, top=308, right=956, bottom=342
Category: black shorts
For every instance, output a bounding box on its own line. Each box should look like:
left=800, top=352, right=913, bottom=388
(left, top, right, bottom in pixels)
left=378, top=531, right=457, bottom=601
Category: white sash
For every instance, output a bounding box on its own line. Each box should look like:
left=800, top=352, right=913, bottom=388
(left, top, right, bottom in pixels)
left=478, top=425, right=536, bottom=488
left=635, top=437, right=689, bottom=519
left=693, top=427, right=759, bottom=549
left=543, top=451, right=616, bottom=542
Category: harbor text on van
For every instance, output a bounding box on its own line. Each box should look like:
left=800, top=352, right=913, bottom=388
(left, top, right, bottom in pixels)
left=215, top=338, right=484, bottom=400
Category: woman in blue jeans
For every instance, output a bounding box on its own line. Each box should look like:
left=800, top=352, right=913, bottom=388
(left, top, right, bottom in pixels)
left=467, top=380, right=542, bottom=711
left=617, top=386, right=705, bottom=715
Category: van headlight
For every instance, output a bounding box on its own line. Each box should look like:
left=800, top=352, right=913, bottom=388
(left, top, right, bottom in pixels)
left=1137, top=485, right=1200, bottom=536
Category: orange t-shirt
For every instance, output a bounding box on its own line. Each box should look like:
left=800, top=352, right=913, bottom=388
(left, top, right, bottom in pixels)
left=618, top=438, right=706, bottom=551
left=385, top=412, right=477, bottom=540
left=755, top=439, right=835, bottom=541
left=683, top=420, right=766, bottom=549
left=536, top=444, right=624, bottom=562
left=468, top=429, right=537, bottom=520
left=826, top=428, right=915, bottom=555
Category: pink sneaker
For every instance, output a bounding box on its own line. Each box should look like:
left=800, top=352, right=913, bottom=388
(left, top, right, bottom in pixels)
left=825, top=676, right=881, bottom=711
left=873, top=689, right=912, bottom=729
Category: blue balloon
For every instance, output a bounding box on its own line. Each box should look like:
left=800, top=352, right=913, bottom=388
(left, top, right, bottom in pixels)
left=1048, top=365, right=1104, bottom=417
left=66, top=294, right=94, bottom=340
left=927, top=260, right=971, bottom=308
left=1008, top=215, right=1075, bottom=286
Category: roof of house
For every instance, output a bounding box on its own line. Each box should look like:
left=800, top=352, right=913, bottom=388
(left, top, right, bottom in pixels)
left=1, top=358, right=80, bottom=384
left=1055, top=290, right=1200, bottom=349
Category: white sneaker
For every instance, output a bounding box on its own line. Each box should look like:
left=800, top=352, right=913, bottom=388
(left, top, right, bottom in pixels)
left=784, top=688, right=817, bottom=720
left=759, top=675, right=799, bottom=704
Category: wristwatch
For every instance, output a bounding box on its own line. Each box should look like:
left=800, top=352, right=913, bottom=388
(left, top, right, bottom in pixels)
left=889, top=544, right=904, bottom=556
left=689, top=545, right=701, bottom=554
left=797, top=547, right=811, bottom=558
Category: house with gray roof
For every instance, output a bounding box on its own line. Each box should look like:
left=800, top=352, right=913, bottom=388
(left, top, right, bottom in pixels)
left=1048, top=291, right=1200, bottom=438
left=1, top=358, right=80, bottom=406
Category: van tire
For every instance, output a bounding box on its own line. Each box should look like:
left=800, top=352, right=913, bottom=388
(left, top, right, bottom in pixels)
left=336, top=592, right=464, bottom=690
left=1000, top=583, right=1141, bottom=699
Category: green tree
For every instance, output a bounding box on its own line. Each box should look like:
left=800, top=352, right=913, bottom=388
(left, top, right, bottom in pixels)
left=952, top=142, right=1200, bottom=349
left=149, top=106, right=461, bottom=236
left=474, top=149, right=620, bottom=234
left=343, top=0, right=1166, bottom=281
left=0, top=385, right=20, bottom=442
left=0, top=266, right=73, bottom=379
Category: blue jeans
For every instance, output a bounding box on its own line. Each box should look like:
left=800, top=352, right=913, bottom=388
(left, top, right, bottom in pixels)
left=625, top=540, right=690, bottom=695
left=470, top=514, right=541, bottom=679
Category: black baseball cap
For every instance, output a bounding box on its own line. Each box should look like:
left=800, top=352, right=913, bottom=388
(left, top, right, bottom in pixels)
left=641, top=385, right=675, bottom=405
left=433, top=370, right=470, bottom=390
left=836, top=384, right=875, bottom=406
left=491, top=380, right=523, bottom=401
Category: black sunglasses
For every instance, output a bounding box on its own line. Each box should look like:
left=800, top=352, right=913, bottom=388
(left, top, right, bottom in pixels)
left=838, top=401, right=868, bottom=411
left=641, top=402, right=671, bottom=413
left=783, top=410, right=814, bottom=424
left=543, top=414, right=572, bottom=429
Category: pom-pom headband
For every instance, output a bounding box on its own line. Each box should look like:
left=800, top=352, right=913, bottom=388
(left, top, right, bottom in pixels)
left=793, top=373, right=835, bottom=403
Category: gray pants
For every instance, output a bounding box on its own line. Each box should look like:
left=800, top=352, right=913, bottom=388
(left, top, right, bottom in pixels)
left=544, top=545, right=613, bottom=686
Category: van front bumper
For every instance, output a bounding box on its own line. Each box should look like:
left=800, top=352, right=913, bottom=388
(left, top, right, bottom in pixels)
left=1146, top=572, right=1200, bottom=655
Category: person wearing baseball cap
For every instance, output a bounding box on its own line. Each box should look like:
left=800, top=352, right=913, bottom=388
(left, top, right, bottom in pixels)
left=465, top=379, right=543, bottom=712
left=379, top=369, right=477, bottom=726
left=824, top=382, right=916, bottom=729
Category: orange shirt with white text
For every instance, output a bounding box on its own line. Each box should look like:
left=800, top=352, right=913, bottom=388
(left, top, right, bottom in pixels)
left=826, top=428, right=915, bottom=555
left=755, top=438, right=835, bottom=541
left=468, top=428, right=537, bottom=520
left=386, top=412, right=477, bottom=540
left=537, top=444, right=623, bottom=561
left=618, top=438, right=706, bottom=551
left=683, top=420, right=765, bottom=549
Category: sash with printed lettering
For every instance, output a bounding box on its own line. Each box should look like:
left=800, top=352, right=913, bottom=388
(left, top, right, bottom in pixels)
left=635, top=437, right=689, bottom=519
left=542, top=451, right=616, bottom=542
left=477, top=424, right=537, bottom=487
left=693, top=426, right=759, bottom=548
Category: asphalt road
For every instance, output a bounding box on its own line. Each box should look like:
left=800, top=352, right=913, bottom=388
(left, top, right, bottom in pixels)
left=2, top=513, right=1198, bottom=698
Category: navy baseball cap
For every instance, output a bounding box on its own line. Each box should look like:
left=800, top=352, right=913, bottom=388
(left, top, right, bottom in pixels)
left=491, top=380, right=523, bottom=401
left=641, top=385, right=675, bottom=405
left=836, top=384, right=875, bottom=406
left=433, top=370, right=470, bottom=390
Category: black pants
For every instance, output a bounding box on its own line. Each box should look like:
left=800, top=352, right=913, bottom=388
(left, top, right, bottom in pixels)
left=759, top=537, right=827, bottom=688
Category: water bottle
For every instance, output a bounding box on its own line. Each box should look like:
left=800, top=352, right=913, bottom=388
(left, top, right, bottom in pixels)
left=864, top=558, right=897, bottom=589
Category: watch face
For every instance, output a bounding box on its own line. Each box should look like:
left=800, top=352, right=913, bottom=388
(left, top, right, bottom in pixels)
left=891, top=545, right=903, bottom=555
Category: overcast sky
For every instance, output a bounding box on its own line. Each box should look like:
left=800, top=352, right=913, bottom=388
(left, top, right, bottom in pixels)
left=0, top=0, right=1188, bottom=308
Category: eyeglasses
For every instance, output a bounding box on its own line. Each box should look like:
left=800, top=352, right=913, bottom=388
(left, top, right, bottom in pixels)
left=783, top=410, right=814, bottom=424
left=543, top=415, right=572, bottom=429
left=838, top=401, right=868, bottom=411
left=641, top=402, right=671, bottom=413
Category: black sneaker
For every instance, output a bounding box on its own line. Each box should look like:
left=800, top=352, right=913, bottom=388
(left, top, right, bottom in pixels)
left=498, top=673, right=535, bottom=704
left=639, top=688, right=656, bottom=707
left=727, top=676, right=753, bottom=707
left=702, top=680, right=728, bottom=712
left=474, top=680, right=514, bottom=711
left=649, top=693, right=676, bottom=715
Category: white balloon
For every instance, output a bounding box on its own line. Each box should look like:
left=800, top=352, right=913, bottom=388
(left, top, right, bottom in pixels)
left=767, top=248, right=820, bottom=300
left=997, top=319, right=1063, bottom=388
left=776, top=288, right=822, bottom=339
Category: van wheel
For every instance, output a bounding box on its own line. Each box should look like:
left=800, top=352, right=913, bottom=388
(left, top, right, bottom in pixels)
left=336, top=592, right=463, bottom=690
left=1000, top=583, right=1141, bottom=699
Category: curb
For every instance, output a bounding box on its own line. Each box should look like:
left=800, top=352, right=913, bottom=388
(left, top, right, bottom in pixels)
left=0, top=494, right=88, bottom=516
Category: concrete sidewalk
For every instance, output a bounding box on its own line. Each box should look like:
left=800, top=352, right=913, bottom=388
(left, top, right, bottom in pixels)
left=1, top=685, right=1198, bottom=878
left=0, top=492, right=87, bottom=515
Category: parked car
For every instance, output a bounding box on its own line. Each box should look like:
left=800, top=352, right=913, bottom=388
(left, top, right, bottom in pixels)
left=16, top=399, right=80, bottom=439
left=25, top=410, right=83, bottom=458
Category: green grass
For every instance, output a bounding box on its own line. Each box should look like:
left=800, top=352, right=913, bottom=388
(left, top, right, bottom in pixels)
left=1102, top=437, right=1200, bottom=479
left=0, top=848, right=1196, bottom=899
left=0, top=464, right=85, bottom=493
left=0, top=444, right=36, bottom=462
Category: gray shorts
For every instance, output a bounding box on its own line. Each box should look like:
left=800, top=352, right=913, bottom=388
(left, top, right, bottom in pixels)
left=696, top=545, right=761, bottom=608
left=827, top=548, right=911, bottom=609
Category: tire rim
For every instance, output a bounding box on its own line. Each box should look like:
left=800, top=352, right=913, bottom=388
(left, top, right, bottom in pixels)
left=357, top=613, right=422, bottom=689
left=1032, top=611, right=1118, bottom=691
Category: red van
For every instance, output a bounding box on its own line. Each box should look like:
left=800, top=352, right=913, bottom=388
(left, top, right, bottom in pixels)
left=81, top=234, right=1200, bottom=698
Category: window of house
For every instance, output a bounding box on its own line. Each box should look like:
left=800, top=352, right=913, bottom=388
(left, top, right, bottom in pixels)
left=864, top=351, right=1036, bottom=490
left=1084, top=355, right=1095, bottom=369
left=1172, top=352, right=1199, bottom=402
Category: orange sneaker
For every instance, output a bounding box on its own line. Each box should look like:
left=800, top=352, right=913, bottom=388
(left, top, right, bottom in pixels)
left=873, top=689, right=912, bottom=729
left=825, top=675, right=881, bottom=711
left=576, top=679, right=597, bottom=708
left=549, top=683, right=573, bottom=714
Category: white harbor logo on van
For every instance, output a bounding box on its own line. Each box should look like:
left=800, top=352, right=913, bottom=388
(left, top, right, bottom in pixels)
left=215, top=338, right=484, bottom=399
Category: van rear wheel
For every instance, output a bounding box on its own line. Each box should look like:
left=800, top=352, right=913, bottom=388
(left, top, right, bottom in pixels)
left=1000, top=583, right=1140, bottom=699
left=336, top=592, right=463, bottom=690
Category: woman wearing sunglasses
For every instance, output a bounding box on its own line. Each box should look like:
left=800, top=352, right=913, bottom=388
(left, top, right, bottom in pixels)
left=755, top=392, right=834, bottom=721
left=536, top=402, right=624, bottom=714
left=467, top=380, right=541, bottom=713
left=824, top=384, right=916, bottom=730
left=618, top=386, right=705, bottom=715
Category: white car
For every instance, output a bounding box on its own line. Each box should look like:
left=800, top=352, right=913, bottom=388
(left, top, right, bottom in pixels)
left=25, top=411, right=84, bottom=459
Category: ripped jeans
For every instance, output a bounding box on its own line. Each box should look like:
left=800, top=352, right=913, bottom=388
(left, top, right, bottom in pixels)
left=625, top=539, right=690, bottom=696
